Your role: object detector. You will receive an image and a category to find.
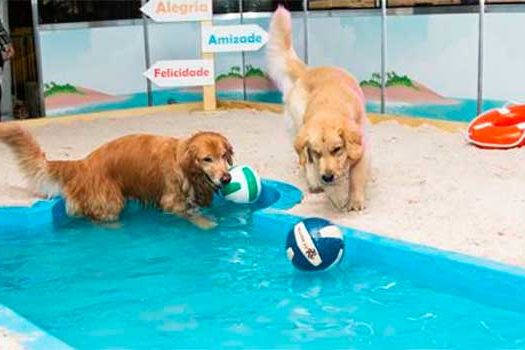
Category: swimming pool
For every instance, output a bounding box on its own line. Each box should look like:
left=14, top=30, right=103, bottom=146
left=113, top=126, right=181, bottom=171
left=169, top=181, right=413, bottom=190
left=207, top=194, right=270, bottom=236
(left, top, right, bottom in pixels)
left=1, top=180, right=525, bottom=349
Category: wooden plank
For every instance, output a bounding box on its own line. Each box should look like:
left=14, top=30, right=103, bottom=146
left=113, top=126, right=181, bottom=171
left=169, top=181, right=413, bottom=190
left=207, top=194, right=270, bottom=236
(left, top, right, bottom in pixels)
left=201, top=20, right=217, bottom=111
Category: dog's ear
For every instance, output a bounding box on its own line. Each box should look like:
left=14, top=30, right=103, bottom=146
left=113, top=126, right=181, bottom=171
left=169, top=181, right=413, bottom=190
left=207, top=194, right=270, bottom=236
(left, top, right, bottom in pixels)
left=179, top=142, right=198, bottom=174
left=221, top=136, right=234, bottom=166
left=294, top=127, right=310, bottom=166
left=340, top=122, right=363, bottom=161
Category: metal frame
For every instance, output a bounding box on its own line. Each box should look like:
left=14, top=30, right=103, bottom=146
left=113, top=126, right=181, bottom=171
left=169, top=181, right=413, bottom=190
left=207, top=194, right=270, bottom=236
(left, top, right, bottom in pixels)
left=239, top=0, right=247, bottom=101
left=28, top=1, right=525, bottom=117
left=31, top=0, right=45, bottom=117
left=1, top=0, right=12, bottom=120
left=141, top=0, right=152, bottom=107
left=477, top=0, right=486, bottom=114
left=303, top=0, right=310, bottom=64
left=381, top=0, right=387, bottom=113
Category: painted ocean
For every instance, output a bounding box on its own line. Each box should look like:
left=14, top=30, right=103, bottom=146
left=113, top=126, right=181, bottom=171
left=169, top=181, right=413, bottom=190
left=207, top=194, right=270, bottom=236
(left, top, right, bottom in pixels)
left=372, top=99, right=508, bottom=123
left=47, top=89, right=507, bottom=123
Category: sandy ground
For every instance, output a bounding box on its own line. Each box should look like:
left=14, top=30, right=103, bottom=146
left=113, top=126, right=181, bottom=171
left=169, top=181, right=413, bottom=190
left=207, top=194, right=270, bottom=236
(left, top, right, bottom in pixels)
left=1, top=109, right=525, bottom=269
left=0, top=327, right=25, bottom=350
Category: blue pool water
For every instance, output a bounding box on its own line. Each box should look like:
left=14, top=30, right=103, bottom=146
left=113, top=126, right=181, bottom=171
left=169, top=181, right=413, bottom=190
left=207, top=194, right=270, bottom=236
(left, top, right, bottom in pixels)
left=1, top=192, right=525, bottom=349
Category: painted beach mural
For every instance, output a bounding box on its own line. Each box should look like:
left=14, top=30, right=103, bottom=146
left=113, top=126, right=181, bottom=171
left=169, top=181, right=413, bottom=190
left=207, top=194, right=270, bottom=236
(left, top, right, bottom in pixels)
left=384, top=14, right=503, bottom=122
left=242, top=16, right=305, bottom=102
left=484, top=13, right=525, bottom=109
left=38, top=13, right=524, bottom=120
left=39, top=24, right=148, bottom=116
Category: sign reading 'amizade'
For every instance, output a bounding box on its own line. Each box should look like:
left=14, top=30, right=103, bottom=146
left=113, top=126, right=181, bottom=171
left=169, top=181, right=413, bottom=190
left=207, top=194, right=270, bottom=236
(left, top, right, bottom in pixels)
left=140, top=0, right=212, bottom=22
left=201, top=25, right=269, bottom=53
left=143, top=60, right=215, bottom=87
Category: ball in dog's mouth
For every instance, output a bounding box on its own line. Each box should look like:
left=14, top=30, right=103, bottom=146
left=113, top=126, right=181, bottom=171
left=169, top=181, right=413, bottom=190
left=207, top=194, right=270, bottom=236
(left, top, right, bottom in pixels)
left=205, top=172, right=232, bottom=191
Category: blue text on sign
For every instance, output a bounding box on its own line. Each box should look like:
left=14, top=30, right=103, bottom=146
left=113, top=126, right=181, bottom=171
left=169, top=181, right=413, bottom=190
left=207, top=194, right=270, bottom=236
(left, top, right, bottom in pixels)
left=208, top=33, right=263, bottom=45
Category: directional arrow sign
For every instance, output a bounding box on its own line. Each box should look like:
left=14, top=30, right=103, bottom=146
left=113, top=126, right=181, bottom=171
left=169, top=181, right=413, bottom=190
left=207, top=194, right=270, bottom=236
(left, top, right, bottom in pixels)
left=143, top=60, right=215, bottom=87
left=140, top=0, right=212, bottom=22
left=201, top=25, right=269, bottom=53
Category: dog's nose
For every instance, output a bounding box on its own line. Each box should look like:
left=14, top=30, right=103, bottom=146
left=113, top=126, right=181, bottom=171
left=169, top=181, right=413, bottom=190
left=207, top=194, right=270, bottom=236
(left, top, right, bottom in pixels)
left=322, top=173, right=334, bottom=183
left=220, top=173, right=232, bottom=185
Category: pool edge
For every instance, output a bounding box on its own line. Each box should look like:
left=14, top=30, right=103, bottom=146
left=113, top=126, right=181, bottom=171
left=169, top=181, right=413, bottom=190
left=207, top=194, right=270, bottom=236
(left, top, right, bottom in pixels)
left=0, top=305, right=72, bottom=349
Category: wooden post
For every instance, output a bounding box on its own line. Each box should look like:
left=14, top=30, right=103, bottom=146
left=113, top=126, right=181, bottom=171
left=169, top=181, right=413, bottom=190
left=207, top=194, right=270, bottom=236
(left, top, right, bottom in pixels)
left=201, top=20, right=217, bottom=111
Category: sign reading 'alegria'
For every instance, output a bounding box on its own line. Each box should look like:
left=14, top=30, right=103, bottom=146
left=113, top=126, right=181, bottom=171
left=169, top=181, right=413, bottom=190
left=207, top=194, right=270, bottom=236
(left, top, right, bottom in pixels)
left=140, top=0, right=212, bottom=22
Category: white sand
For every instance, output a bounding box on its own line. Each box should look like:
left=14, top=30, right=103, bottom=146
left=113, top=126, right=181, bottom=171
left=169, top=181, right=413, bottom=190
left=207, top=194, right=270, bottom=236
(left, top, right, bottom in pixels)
left=0, top=327, right=26, bottom=350
left=1, top=109, right=525, bottom=268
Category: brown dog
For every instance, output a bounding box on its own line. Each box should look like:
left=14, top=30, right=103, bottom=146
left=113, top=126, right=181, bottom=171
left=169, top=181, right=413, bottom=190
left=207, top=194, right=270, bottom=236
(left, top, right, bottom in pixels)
left=266, top=6, right=370, bottom=211
left=0, top=124, right=234, bottom=229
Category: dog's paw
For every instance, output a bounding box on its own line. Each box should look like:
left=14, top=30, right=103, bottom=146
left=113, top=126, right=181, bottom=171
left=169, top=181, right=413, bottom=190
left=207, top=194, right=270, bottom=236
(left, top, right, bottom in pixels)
left=190, top=216, right=218, bottom=230
left=347, top=195, right=366, bottom=212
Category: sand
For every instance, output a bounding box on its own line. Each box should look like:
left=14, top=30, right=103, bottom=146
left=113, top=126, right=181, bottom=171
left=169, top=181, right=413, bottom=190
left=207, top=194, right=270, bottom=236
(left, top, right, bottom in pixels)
left=1, top=109, right=525, bottom=269
left=0, top=327, right=26, bottom=350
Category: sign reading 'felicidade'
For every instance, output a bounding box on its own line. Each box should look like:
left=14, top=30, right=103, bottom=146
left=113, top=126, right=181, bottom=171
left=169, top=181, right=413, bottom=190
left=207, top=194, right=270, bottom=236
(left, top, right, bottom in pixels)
left=143, top=60, right=215, bottom=87
left=201, top=25, right=269, bottom=53
left=140, top=0, right=212, bottom=22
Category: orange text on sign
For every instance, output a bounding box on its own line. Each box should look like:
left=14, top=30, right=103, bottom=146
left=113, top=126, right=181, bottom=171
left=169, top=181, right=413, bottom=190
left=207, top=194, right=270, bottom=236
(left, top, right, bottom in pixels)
left=155, top=1, right=209, bottom=15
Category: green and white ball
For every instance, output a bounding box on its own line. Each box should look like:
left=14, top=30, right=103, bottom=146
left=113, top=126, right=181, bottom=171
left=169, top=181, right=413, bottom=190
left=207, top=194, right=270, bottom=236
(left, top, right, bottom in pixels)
left=220, top=165, right=262, bottom=204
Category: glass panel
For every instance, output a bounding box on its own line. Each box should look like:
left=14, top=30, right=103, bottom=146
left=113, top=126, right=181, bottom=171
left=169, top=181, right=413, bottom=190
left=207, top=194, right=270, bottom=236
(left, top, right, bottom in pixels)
left=387, top=0, right=479, bottom=7
left=213, top=18, right=244, bottom=101
left=483, top=13, right=525, bottom=111
left=242, top=0, right=304, bottom=12
left=309, top=15, right=381, bottom=113
left=213, top=0, right=240, bottom=14
left=486, top=0, right=525, bottom=3
left=39, top=0, right=142, bottom=24
left=39, top=25, right=148, bottom=116
left=386, top=14, right=478, bottom=122
left=242, top=16, right=305, bottom=103
left=147, top=21, right=202, bottom=106
left=309, top=0, right=378, bottom=9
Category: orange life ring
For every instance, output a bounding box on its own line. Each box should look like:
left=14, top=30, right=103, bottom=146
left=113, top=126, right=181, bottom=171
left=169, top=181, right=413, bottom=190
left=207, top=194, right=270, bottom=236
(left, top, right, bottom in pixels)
left=466, top=104, right=525, bottom=149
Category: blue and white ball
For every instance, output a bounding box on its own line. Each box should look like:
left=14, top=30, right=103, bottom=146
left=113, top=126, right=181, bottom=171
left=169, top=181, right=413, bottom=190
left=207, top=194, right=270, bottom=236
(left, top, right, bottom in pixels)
left=220, top=165, right=262, bottom=204
left=286, top=218, right=345, bottom=271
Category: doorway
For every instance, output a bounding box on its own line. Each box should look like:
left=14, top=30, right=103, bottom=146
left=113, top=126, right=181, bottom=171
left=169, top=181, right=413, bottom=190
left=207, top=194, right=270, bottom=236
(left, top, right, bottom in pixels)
left=7, top=0, right=40, bottom=120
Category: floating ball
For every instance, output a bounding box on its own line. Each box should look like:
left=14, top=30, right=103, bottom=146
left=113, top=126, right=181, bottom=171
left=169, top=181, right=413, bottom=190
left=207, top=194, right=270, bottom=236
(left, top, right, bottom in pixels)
left=286, top=218, right=345, bottom=271
left=220, top=165, right=262, bottom=204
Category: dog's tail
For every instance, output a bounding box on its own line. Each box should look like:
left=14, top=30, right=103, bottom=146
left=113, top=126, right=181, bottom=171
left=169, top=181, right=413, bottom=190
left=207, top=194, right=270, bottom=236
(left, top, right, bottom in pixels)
left=0, top=124, right=79, bottom=197
left=266, top=5, right=307, bottom=97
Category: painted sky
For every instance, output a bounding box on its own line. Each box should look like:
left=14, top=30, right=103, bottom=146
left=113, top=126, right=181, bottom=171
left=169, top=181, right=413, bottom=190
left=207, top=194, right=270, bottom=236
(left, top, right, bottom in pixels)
left=484, top=14, right=525, bottom=102
left=40, top=25, right=147, bottom=95
left=308, top=13, right=525, bottom=101
left=39, top=13, right=524, bottom=101
left=309, top=16, right=381, bottom=82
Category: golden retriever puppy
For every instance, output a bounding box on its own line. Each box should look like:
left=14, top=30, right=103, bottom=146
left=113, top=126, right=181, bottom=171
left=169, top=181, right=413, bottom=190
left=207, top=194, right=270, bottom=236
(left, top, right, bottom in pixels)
left=266, top=6, right=369, bottom=211
left=0, top=124, right=234, bottom=229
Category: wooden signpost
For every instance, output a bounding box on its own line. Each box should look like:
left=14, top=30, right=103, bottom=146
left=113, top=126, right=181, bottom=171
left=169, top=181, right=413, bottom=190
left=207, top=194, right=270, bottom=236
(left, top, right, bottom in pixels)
left=140, top=0, right=269, bottom=112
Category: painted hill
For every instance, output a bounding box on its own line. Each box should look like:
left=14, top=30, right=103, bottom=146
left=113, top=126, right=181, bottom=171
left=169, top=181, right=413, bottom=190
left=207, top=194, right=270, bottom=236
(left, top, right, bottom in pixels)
left=44, top=83, right=126, bottom=110
left=360, top=72, right=458, bottom=105
left=214, top=75, right=277, bottom=91
left=189, top=65, right=278, bottom=92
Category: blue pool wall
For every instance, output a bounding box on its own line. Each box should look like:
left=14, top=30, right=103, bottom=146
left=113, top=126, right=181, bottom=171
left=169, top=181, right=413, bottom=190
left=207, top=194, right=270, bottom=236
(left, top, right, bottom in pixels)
left=2, top=178, right=525, bottom=346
